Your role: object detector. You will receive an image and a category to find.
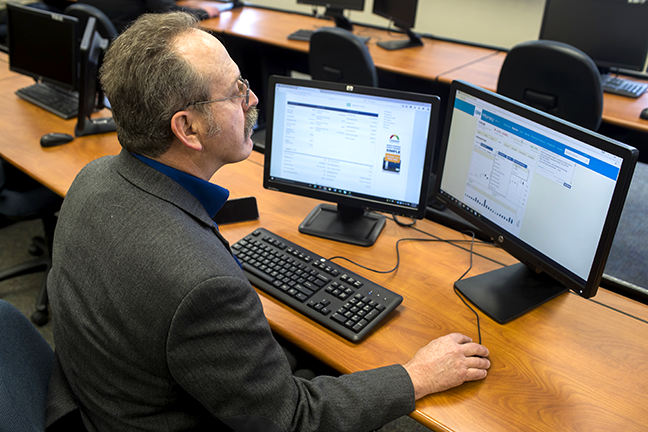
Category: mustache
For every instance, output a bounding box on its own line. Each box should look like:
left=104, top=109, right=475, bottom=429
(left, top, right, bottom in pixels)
left=245, top=106, right=259, bottom=135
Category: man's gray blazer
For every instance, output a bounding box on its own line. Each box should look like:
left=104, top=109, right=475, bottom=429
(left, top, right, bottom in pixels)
left=45, top=150, right=415, bottom=432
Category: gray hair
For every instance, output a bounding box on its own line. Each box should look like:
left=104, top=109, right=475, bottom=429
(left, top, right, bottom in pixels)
left=99, top=12, right=213, bottom=157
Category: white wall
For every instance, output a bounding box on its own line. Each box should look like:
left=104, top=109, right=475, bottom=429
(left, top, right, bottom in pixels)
left=250, top=0, right=547, bottom=49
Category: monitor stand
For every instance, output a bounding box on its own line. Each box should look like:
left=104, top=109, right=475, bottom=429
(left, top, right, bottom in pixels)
left=324, top=7, right=354, bottom=31
left=377, top=28, right=424, bottom=51
left=299, top=203, right=385, bottom=247
left=216, top=0, right=244, bottom=12
left=455, top=262, right=569, bottom=324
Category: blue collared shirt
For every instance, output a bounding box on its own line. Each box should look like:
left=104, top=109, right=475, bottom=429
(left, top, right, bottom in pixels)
left=133, top=153, right=229, bottom=220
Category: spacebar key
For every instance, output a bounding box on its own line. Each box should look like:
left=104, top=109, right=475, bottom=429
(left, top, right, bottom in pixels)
left=242, top=263, right=276, bottom=285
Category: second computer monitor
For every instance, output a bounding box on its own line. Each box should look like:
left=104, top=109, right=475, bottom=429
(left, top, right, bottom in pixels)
left=435, top=80, right=638, bottom=323
left=540, top=0, right=648, bottom=73
left=75, top=17, right=115, bottom=137
left=372, top=0, right=422, bottom=50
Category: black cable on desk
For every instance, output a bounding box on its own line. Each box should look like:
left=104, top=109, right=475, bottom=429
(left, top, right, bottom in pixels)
left=327, top=215, right=486, bottom=343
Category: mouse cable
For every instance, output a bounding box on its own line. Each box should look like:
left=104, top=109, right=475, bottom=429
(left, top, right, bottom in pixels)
left=327, top=222, right=484, bottom=342
left=406, top=221, right=485, bottom=343
left=451, top=231, right=482, bottom=344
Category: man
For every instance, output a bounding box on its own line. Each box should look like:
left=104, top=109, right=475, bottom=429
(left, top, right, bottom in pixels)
left=45, top=12, right=491, bottom=432
left=78, top=0, right=221, bottom=32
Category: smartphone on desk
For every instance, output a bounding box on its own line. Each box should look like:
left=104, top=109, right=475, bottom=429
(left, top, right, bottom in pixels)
left=213, top=196, right=259, bottom=225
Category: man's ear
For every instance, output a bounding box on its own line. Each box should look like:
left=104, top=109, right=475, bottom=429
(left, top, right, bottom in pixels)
left=171, top=110, right=203, bottom=151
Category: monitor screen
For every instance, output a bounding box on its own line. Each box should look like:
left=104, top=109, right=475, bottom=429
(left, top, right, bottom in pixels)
left=435, top=80, right=638, bottom=323
left=7, top=3, right=78, bottom=91
left=540, top=0, right=648, bottom=72
left=264, top=75, right=440, bottom=246
left=371, top=0, right=422, bottom=50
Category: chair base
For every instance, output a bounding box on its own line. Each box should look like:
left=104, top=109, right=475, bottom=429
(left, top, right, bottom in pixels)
left=0, top=255, right=51, bottom=326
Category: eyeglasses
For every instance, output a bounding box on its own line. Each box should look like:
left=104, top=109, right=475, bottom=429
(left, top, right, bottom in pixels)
left=187, top=77, right=250, bottom=108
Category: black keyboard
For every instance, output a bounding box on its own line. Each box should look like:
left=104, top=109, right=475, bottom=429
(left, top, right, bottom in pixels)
left=601, top=74, right=648, bottom=98
left=15, top=82, right=78, bottom=119
left=288, top=28, right=370, bottom=44
left=232, top=228, right=403, bottom=342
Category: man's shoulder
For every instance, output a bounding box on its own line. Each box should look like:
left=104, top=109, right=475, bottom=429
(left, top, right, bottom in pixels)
left=75, top=153, right=120, bottom=181
left=72, top=151, right=156, bottom=192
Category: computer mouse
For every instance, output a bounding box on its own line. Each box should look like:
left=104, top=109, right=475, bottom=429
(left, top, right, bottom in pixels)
left=40, top=132, right=74, bottom=147
left=641, top=108, right=648, bottom=121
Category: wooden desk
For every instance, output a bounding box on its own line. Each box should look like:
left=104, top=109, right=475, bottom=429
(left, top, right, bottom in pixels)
left=187, top=3, right=500, bottom=82
left=0, top=55, right=120, bottom=196
left=2, top=58, right=648, bottom=431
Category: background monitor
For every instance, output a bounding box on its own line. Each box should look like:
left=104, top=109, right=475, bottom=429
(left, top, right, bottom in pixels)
left=435, top=80, right=638, bottom=323
left=7, top=3, right=78, bottom=91
left=540, top=0, right=648, bottom=73
left=297, top=0, right=365, bottom=31
left=215, top=0, right=244, bottom=12
left=75, top=17, right=115, bottom=137
left=372, top=0, right=423, bottom=50
left=264, top=75, right=440, bottom=246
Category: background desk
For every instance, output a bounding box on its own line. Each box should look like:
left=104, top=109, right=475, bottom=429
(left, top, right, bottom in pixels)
left=2, top=57, right=648, bottom=431
left=191, top=3, right=648, bottom=141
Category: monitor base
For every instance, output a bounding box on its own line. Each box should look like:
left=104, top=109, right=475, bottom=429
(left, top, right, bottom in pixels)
left=299, top=203, right=385, bottom=247
left=377, top=30, right=423, bottom=51
left=455, top=263, right=568, bottom=324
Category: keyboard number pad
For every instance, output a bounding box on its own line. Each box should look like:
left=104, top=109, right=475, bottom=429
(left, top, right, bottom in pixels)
left=331, top=294, right=386, bottom=333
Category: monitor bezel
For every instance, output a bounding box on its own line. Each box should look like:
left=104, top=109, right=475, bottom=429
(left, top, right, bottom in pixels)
left=263, top=75, right=440, bottom=222
left=7, top=3, right=79, bottom=91
left=434, top=80, right=638, bottom=299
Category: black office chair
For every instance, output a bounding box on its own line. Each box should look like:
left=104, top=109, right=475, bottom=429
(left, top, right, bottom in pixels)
left=497, top=40, right=603, bottom=131
left=309, top=27, right=378, bottom=87
left=63, top=3, right=118, bottom=42
left=0, top=160, right=62, bottom=326
left=0, top=299, right=54, bottom=432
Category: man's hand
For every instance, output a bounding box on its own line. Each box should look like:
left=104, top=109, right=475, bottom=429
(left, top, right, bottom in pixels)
left=403, top=333, right=491, bottom=399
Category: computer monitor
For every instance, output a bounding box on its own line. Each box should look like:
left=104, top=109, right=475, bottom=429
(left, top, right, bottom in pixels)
left=435, top=80, right=638, bottom=323
left=264, top=75, right=440, bottom=246
left=372, top=0, right=423, bottom=50
left=75, top=17, right=115, bottom=137
left=296, top=0, right=365, bottom=31
left=540, top=0, right=648, bottom=73
left=215, top=0, right=244, bottom=12
left=7, top=3, right=78, bottom=91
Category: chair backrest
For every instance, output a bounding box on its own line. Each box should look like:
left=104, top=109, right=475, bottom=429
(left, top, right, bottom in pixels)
left=309, top=27, right=378, bottom=87
left=496, top=40, right=603, bottom=131
left=0, top=300, right=54, bottom=432
left=64, top=3, right=118, bottom=42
